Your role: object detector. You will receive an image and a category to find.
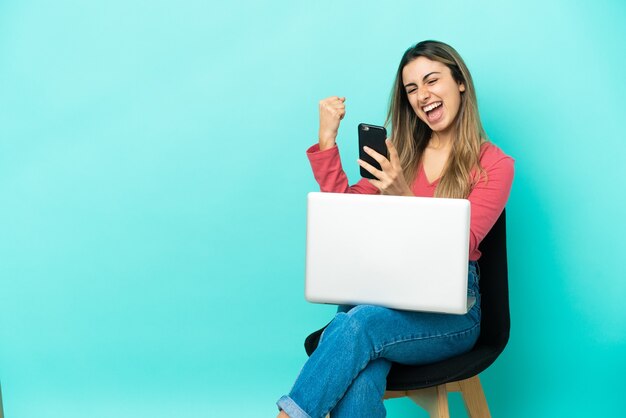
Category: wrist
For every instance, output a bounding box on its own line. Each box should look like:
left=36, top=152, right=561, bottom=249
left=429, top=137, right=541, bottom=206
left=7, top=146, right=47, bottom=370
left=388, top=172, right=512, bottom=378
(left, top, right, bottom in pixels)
left=318, top=138, right=336, bottom=151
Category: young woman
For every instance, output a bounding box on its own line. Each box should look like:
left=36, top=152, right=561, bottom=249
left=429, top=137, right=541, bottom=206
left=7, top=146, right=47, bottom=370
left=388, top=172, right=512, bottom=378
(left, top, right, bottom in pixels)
left=276, top=40, right=514, bottom=418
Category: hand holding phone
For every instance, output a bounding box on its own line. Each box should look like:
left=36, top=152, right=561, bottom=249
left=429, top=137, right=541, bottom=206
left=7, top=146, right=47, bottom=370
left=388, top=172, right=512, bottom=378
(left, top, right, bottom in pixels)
left=358, top=123, right=388, bottom=179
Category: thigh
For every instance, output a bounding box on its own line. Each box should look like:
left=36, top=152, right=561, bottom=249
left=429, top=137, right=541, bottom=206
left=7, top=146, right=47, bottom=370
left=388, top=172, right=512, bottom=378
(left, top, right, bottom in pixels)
left=342, top=304, right=481, bottom=366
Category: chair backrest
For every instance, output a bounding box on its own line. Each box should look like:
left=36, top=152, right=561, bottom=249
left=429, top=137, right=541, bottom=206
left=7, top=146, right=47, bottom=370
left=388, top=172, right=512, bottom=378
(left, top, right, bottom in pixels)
left=475, top=209, right=510, bottom=350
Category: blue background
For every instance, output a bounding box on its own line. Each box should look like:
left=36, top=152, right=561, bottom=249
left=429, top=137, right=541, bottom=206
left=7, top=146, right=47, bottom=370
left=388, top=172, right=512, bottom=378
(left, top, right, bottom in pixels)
left=1, top=0, right=625, bottom=416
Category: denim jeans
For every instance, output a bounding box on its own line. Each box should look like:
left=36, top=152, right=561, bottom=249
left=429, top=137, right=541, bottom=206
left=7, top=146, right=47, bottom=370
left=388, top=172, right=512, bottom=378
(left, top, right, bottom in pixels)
left=277, top=261, right=481, bottom=418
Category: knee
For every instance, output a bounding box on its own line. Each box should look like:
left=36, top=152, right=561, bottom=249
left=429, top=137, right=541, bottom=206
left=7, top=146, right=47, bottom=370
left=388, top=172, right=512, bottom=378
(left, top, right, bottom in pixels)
left=330, top=305, right=389, bottom=345
left=345, top=305, right=391, bottom=331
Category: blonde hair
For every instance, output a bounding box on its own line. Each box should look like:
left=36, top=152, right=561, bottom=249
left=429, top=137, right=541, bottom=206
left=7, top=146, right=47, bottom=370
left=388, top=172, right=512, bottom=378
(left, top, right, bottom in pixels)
left=386, top=40, right=487, bottom=198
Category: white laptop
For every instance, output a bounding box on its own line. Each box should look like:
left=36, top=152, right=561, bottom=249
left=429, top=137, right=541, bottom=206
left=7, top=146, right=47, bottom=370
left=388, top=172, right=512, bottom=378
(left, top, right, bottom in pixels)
left=305, top=192, right=472, bottom=314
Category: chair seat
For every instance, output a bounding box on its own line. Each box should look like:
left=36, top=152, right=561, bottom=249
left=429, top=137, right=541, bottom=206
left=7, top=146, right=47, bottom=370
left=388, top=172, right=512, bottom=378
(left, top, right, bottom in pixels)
left=384, top=343, right=502, bottom=391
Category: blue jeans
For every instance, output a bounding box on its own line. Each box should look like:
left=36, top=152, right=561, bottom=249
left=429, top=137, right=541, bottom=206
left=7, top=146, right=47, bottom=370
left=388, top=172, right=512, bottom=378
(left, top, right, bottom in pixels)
left=277, top=261, right=481, bottom=418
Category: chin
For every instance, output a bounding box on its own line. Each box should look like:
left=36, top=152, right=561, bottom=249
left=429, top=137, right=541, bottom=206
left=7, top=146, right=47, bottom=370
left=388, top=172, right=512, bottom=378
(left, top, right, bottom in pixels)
left=429, top=118, right=452, bottom=132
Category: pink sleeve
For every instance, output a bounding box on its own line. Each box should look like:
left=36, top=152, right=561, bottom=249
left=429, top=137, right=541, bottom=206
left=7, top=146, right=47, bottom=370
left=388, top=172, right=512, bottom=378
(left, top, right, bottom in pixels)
left=467, top=144, right=515, bottom=260
left=306, top=144, right=379, bottom=194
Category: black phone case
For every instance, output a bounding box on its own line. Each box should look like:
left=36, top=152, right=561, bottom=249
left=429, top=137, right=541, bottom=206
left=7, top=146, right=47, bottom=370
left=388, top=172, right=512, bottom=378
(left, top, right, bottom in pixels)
left=358, top=123, right=388, bottom=179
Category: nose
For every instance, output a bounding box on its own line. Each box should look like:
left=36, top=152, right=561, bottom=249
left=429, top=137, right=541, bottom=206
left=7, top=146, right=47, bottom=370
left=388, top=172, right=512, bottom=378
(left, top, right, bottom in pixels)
left=418, top=85, right=430, bottom=104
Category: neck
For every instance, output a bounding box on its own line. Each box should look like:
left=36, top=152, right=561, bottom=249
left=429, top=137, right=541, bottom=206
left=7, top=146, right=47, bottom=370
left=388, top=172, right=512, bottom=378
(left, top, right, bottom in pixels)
left=428, top=131, right=454, bottom=151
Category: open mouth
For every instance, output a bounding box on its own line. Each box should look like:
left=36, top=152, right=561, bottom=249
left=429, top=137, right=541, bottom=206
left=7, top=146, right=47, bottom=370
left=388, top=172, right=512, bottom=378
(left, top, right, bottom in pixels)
left=422, top=101, right=443, bottom=122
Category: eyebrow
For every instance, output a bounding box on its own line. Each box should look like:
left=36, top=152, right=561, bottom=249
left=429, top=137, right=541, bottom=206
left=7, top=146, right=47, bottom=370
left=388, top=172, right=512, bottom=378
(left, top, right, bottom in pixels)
left=403, top=71, right=441, bottom=88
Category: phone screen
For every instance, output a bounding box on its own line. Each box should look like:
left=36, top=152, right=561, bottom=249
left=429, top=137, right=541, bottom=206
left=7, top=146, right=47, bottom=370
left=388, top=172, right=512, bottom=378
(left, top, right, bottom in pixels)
left=358, top=123, right=388, bottom=179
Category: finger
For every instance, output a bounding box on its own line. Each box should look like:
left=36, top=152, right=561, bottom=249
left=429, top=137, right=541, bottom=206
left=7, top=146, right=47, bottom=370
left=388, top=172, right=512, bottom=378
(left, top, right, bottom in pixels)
left=366, top=178, right=383, bottom=190
left=386, top=139, right=401, bottom=167
left=323, top=99, right=344, bottom=108
left=335, top=105, right=346, bottom=120
left=320, top=97, right=345, bottom=108
left=333, top=106, right=345, bottom=120
left=357, top=159, right=383, bottom=180
left=322, top=102, right=346, bottom=119
left=363, top=146, right=392, bottom=171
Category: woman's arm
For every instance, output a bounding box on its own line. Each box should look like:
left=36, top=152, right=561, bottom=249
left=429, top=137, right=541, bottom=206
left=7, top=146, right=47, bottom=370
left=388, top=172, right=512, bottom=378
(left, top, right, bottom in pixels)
left=467, top=144, right=515, bottom=259
left=307, top=144, right=379, bottom=194
left=307, top=96, right=379, bottom=194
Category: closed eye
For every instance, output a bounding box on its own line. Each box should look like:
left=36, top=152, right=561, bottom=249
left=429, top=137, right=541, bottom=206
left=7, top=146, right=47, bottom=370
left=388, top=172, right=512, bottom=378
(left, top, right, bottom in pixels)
left=427, top=78, right=438, bottom=85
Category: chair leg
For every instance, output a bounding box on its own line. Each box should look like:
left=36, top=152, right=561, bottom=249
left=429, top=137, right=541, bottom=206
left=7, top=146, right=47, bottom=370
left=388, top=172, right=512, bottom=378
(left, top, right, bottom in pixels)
left=406, top=384, right=449, bottom=418
left=0, top=381, right=4, bottom=418
left=457, top=376, right=491, bottom=418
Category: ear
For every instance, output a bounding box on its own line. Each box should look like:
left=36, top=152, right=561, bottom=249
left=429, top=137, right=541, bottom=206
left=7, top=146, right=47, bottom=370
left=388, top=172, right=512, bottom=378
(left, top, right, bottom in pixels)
left=459, top=83, right=466, bottom=93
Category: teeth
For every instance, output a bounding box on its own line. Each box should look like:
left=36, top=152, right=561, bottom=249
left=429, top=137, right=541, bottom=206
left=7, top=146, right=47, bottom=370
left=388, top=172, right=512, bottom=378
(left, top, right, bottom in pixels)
left=422, top=102, right=442, bottom=112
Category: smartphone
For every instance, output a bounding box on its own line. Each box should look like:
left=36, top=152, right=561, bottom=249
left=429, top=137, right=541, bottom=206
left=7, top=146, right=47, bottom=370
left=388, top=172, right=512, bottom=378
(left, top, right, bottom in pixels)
left=358, top=123, right=388, bottom=179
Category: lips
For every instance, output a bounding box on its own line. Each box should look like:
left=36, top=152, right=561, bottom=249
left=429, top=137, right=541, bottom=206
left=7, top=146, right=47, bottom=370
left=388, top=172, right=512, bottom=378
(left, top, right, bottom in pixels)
left=424, top=102, right=444, bottom=123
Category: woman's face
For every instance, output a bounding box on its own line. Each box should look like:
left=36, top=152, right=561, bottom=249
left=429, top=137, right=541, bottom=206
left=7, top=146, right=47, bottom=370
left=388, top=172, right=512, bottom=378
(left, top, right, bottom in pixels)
left=402, top=56, right=465, bottom=134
